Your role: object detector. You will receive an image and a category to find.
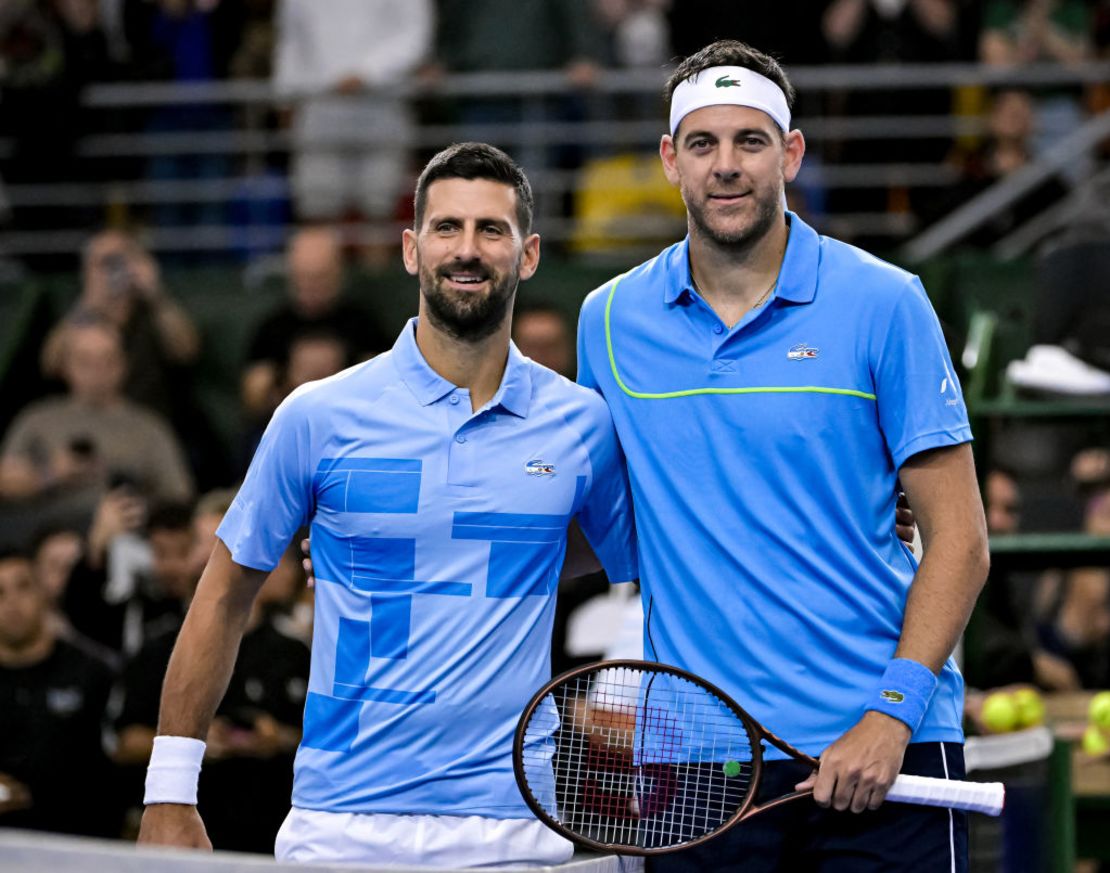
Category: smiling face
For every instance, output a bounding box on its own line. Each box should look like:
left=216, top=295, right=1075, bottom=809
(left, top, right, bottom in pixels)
left=403, top=177, right=540, bottom=343
left=661, top=104, right=804, bottom=251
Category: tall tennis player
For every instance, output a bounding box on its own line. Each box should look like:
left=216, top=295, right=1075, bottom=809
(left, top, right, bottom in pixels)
left=575, top=40, right=989, bottom=872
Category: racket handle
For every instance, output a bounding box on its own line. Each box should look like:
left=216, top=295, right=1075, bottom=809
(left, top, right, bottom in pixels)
left=886, top=774, right=1005, bottom=816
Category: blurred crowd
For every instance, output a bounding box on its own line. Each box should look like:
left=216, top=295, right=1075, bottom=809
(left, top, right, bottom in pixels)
left=1, top=0, right=1110, bottom=265
left=1, top=0, right=1110, bottom=854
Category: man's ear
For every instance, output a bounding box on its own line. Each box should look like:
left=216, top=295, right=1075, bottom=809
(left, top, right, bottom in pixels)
left=519, top=233, right=541, bottom=282
left=783, top=129, right=806, bottom=184
left=659, top=134, right=680, bottom=186
left=402, top=228, right=419, bottom=277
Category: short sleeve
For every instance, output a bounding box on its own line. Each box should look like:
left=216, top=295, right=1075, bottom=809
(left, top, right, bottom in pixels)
left=217, top=393, right=314, bottom=571
left=574, top=404, right=638, bottom=583
left=872, top=276, right=973, bottom=470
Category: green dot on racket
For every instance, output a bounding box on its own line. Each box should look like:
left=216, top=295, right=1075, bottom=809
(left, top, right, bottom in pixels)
left=722, top=760, right=742, bottom=778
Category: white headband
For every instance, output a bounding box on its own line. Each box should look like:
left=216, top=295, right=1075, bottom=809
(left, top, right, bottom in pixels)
left=669, top=66, right=791, bottom=137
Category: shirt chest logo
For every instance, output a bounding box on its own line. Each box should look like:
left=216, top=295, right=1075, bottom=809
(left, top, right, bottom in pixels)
left=47, top=687, right=83, bottom=716
left=787, top=343, right=819, bottom=361
left=525, top=459, right=556, bottom=476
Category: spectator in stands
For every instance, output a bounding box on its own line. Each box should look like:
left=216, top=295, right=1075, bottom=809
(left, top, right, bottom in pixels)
left=113, top=504, right=308, bottom=853
left=595, top=0, right=670, bottom=69
left=278, top=329, right=351, bottom=396
left=28, top=524, right=107, bottom=653
left=121, top=0, right=244, bottom=233
left=43, top=230, right=200, bottom=421
left=512, top=302, right=575, bottom=378
left=966, top=468, right=1082, bottom=690
left=240, top=328, right=352, bottom=470
left=930, top=88, right=1070, bottom=245
left=240, top=226, right=388, bottom=420
left=1033, top=449, right=1110, bottom=688
left=435, top=0, right=603, bottom=90
left=432, top=0, right=606, bottom=198
left=979, top=0, right=1092, bottom=65
left=979, top=1, right=1094, bottom=175
left=30, top=525, right=84, bottom=612
left=64, top=501, right=195, bottom=659
left=273, top=0, right=432, bottom=265
left=823, top=0, right=965, bottom=62
left=821, top=0, right=968, bottom=232
left=0, top=549, right=120, bottom=837
left=1, top=314, right=193, bottom=510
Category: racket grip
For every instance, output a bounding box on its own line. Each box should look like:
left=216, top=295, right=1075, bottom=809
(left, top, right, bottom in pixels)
left=886, top=774, right=1005, bottom=816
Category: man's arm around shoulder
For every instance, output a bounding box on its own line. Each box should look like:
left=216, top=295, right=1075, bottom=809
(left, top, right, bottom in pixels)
left=137, top=541, right=269, bottom=849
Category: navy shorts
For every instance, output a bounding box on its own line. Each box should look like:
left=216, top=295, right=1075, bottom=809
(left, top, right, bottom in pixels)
left=645, top=741, right=968, bottom=873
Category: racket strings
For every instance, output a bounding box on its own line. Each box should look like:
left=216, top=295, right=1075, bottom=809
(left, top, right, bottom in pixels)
left=519, top=667, right=755, bottom=849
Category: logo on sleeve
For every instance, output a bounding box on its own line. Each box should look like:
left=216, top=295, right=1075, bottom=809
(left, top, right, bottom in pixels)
left=941, top=366, right=960, bottom=406
left=787, top=343, right=819, bottom=361
left=525, top=459, right=556, bottom=476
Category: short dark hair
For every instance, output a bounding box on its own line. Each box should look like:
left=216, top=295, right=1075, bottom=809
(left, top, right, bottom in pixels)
left=413, top=142, right=534, bottom=235
left=664, top=40, right=796, bottom=131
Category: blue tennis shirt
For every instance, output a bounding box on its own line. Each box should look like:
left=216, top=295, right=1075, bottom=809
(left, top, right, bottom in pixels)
left=218, top=319, right=638, bottom=817
left=577, top=213, right=971, bottom=757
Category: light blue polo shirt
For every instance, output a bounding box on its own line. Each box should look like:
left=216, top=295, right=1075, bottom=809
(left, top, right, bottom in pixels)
left=577, top=213, right=971, bottom=758
left=218, top=318, right=637, bottom=817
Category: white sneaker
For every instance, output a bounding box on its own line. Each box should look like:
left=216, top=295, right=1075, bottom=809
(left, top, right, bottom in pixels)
left=1006, top=344, right=1110, bottom=395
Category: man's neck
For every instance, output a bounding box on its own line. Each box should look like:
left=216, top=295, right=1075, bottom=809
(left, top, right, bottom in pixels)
left=688, top=215, right=789, bottom=329
left=414, top=318, right=512, bottom=412
left=0, top=626, right=55, bottom=668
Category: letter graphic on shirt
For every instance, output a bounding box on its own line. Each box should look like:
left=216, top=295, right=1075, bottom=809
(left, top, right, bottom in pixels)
left=454, top=476, right=586, bottom=598
left=302, top=465, right=581, bottom=752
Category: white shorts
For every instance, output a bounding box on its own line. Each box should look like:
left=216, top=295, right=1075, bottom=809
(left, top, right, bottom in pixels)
left=275, top=806, right=575, bottom=868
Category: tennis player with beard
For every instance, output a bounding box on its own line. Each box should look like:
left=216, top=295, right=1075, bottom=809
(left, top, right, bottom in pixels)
left=137, top=143, right=637, bottom=867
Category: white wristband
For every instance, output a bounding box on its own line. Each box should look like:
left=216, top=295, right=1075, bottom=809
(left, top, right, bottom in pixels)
left=144, top=735, right=206, bottom=805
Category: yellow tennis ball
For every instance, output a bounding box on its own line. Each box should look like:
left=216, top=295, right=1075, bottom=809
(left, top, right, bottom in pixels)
left=1089, top=691, right=1110, bottom=730
left=1012, top=687, right=1045, bottom=728
left=1082, top=724, right=1110, bottom=757
left=981, top=691, right=1018, bottom=733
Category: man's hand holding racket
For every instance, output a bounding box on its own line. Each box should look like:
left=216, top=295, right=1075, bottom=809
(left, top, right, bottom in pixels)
left=794, top=710, right=911, bottom=813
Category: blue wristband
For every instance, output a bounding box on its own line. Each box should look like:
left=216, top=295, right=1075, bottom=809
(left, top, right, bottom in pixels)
left=866, top=658, right=938, bottom=734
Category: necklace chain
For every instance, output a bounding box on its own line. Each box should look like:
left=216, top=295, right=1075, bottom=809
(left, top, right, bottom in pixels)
left=751, top=280, right=776, bottom=310
left=691, top=276, right=777, bottom=310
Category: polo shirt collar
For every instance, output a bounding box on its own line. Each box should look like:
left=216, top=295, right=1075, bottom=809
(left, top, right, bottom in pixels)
left=392, top=318, right=533, bottom=418
left=775, top=212, right=819, bottom=304
left=663, top=211, right=820, bottom=306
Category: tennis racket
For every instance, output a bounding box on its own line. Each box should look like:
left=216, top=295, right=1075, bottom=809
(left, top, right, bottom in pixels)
left=513, top=660, right=1004, bottom=855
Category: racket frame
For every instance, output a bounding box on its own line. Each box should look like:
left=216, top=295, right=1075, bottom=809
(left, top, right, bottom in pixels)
left=513, top=659, right=820, bottom=856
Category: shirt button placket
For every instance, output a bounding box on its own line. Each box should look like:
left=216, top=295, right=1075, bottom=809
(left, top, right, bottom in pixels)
left=446, top=391, right=474, bottom=486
